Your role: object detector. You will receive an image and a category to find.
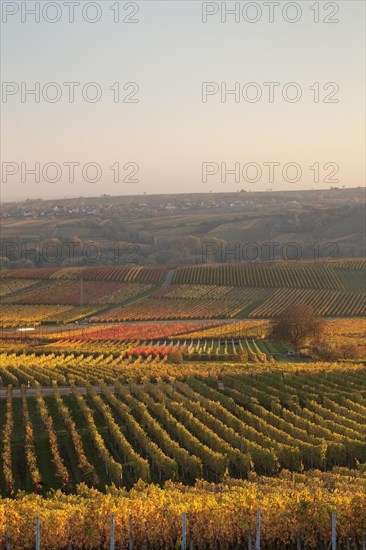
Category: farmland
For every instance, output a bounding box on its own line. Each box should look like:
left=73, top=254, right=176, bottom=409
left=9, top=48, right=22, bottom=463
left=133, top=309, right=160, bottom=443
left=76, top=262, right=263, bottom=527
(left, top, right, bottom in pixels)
left=0, top=259, right=365, bottom=327
left=0, top=305, right=104, bottom=328
left=2, top=280, right=153, bottom=307
left=1, top=188, right=365, bottom=266
left=0, top=265, right=167, bottom=283
left=1, top=362, right=365, bottom=491
left=1, top=259, right=365, bottom=548
left=1, top=471, right=365, bottom=549
left=0, top=358, right=365, bottom=548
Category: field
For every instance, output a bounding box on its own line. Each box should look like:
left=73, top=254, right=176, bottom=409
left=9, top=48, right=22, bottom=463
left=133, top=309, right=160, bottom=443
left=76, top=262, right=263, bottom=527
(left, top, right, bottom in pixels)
left=29, top=318, right=363, bottom=346
left=0, top=305, right=104, bottom=327
left=1, top=260, right=365, bottom=326
left=2, top=280, right=153, bottom=307
left=0, top=266, right=167, bottom=283
left=0, top=359, right=365, bottom=548
left=1, top=471, right=365, bottom=549
left=1, top=361, right=365, bottom=488
left=1, top=260, right=366, bottom=548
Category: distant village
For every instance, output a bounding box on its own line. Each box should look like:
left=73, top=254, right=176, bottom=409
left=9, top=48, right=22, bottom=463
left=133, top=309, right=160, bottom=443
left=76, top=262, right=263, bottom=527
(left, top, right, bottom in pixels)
left=0, top=194, right=304, bottom=220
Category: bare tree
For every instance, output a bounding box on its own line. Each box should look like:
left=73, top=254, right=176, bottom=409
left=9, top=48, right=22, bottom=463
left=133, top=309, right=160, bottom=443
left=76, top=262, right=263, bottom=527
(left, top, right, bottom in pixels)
left=271, top=304, right=324, bottom=349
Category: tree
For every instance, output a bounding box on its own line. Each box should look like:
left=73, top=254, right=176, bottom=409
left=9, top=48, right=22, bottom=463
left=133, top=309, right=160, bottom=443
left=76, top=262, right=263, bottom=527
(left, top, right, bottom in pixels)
left=271, top=304, right=324, bottom=349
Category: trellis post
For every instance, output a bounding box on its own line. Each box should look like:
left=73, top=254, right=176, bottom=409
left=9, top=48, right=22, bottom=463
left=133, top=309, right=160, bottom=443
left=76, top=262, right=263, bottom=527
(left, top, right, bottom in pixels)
left=129, top=514, right=133, bottom=550
left=36, top=517, right=40, bottom=550
left=331, top=512, right=336, bottom=550
left=182, top=512, right=187, bottom=550
left=110, top=514, right=115, bottom=550
left=255, top=509, right=261, bottom=550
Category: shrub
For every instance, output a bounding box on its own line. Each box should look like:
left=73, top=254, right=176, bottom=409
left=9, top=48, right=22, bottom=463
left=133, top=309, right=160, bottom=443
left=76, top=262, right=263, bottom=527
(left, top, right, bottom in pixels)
left=312, top=342, right=361, bottom=361
left=239, top=349, right=249, bottom=362
left=168, top=350, right=183, bottom=364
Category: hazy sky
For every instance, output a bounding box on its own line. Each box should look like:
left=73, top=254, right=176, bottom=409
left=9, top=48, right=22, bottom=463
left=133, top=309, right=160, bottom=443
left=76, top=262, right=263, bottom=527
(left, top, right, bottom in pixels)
left=1, top=0, right=365, bottom=200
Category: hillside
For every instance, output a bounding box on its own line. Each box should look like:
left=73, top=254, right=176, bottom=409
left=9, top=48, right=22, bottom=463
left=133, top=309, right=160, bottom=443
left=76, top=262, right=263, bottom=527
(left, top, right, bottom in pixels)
left=1, top=188, right=365, bottom=267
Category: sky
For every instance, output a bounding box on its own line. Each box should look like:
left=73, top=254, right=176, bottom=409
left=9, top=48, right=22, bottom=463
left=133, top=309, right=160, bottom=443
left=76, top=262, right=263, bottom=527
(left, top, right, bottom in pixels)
left=1, top=0, right=365, bottom=200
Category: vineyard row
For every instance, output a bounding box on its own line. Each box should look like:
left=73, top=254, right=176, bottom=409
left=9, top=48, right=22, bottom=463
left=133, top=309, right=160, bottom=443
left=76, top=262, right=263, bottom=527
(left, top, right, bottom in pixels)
left=1, top=367, right=365, bottom=496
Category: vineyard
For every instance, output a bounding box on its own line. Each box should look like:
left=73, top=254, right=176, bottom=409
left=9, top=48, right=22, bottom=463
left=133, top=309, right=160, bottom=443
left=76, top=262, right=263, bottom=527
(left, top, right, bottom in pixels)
left=0, top=337, right=286, bottom=373
left=25, top=318, right=364, bottom=344
left=172, top=261, right=366, bottom=289
left=95, top=286, right=273, bottom=322
left=0, top=260, right=365, bottom=548
left=46, top=337, right=297, bottom=362
left=2, top=280, right=153, bottom=307
left=0, top=346, right=270, bottom=388
left=0, top=351, right=365, bottom=547
left=0, top=362, right=365, bottom=493
left=178, top=318, right=366, bottom=348
left=0, top=265, right=168, bottom=284
left=1, top=317, right=365, bottom=361
left=93, top=285, right=365, bottom=321
left=0, top=260, right=365, bottom=325
left=0, top=305, right=72, bottom=326
left=1, top=471, right=365, bottom=549
left=0, top=305, right=104, bottom=328
left=43, top=322, right=222, bottom=342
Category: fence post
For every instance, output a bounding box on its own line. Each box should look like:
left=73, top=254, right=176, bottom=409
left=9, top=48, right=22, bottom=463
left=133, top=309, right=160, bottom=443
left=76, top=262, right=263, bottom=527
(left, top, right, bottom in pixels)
left=6, top=530, right=10, bottom=550
left=255, top=509, right=260, bottom=550
left=182, top=512, right=187, bottom=550
left=129, top=514, right=133, bottom=550
left=36, top=517, right=40, bottom=550
left=110, top=515, right=115, bottom=550
left=331, top=512, right=336, bottom=550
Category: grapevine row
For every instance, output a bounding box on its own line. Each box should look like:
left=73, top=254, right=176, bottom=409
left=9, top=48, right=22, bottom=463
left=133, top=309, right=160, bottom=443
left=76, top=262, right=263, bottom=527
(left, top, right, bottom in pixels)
left=71, top=385, right=123, bottom=485
left=114, top=382, right=202, bottom=480
left=2, top=386, right=14, bottom=495
left=129, top=384, right=227, bottom=476
left=34, top=383, right=69, bottom=488
left=99, top=382, right=177, bottom=480
left=52, top=384, right=98, bottom=485
left=85, top=383, right=150, bottom=482
left=21, top=386, right=42, bottom=491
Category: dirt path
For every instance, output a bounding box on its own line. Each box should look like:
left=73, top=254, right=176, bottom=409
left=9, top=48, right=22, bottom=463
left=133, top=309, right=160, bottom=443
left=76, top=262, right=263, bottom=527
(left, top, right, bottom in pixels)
left=160, top=269, right=175, bottom=289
